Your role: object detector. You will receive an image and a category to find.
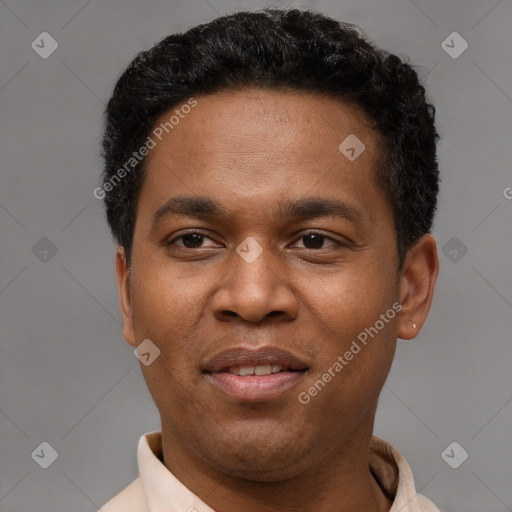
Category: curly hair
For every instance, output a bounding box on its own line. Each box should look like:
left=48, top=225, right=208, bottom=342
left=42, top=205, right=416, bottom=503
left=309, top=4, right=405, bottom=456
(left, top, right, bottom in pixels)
left=101, top=8, right=440, bottom=269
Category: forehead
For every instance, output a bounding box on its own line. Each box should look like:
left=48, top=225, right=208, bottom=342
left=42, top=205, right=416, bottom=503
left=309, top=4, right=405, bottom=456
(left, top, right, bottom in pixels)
left=138, top=88, right=389, bottom=228
left=150, top=88, right=378, bottom=158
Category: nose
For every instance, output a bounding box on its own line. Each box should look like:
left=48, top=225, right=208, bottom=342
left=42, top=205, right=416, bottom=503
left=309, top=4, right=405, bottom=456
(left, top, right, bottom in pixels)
left=211, top=243, right=299, bottom=324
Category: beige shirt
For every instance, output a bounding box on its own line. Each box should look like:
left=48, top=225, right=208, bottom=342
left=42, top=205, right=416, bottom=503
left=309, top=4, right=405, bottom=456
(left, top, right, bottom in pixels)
left=99, top=431, right=441, bottom=512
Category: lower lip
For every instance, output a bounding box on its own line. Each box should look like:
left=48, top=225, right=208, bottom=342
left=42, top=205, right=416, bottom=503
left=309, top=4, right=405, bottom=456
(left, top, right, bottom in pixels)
left=206, top=371, right=306, bottom=402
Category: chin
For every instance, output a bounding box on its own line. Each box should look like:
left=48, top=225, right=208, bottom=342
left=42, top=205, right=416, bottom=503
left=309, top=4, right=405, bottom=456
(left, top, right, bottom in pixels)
left=215, top=456, right=306, bottom=483
left=199, top=429, right=312, bottom=482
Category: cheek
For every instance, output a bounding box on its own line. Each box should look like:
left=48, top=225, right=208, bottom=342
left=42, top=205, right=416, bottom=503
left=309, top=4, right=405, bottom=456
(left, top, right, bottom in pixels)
left=130, top=257, right=208, bottom=338
left=129, top=265, right=206, bottom=417
left=128, top=259, right=227, bottom=412
left=296, top=262, right=398, bottom=403
left=301, top=259, right=396, bottom=338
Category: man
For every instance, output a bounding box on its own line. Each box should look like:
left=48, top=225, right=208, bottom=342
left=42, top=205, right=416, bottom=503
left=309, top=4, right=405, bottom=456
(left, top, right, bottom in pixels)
left=98, top=8, right=441, bottom=511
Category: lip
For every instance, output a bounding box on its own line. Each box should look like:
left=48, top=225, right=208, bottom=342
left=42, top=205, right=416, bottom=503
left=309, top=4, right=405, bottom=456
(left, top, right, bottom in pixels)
left=203, top=346, right=308, bottom=373
left=203, top=346, right=309, bottom=402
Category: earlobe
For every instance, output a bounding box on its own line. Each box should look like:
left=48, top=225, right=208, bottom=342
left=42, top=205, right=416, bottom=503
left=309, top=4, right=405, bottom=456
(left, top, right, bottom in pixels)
left=115, top=247, right=136, bottom=347
left=397, top=234, right=439, bottom=340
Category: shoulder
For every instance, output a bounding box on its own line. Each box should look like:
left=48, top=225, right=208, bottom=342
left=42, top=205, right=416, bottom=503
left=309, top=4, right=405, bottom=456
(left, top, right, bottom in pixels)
left=98, top=476, right=149, bottom=512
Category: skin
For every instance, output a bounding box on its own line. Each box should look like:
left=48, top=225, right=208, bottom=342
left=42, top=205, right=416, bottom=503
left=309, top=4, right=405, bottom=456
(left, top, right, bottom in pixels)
left=115, top=88, right=439, bottom=512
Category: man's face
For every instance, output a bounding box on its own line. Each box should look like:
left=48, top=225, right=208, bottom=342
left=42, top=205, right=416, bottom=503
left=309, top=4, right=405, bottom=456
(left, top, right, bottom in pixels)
left=119, top=89, right=403, bottom=481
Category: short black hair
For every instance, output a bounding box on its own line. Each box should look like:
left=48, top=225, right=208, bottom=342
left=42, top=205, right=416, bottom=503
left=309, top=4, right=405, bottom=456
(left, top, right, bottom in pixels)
left=101, top=8, right=440, bottom=269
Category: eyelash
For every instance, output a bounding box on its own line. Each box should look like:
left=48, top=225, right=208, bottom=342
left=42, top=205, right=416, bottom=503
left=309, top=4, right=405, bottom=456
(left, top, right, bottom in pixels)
left=165, top=229, right=344, bottom=250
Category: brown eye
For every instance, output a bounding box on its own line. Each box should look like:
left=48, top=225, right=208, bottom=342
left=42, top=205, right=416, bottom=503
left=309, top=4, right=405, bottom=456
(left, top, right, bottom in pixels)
left=294, top=232, right=337, bottom=250
left=166, top=231, right=220, bottom=249
left=179, top=233, right=205, bottom=248
left=303, top=233, right=324, bottom=249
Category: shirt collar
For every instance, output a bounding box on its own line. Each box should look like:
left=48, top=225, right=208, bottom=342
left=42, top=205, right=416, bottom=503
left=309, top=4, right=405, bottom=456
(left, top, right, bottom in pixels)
left=138, top=431, right=439, bottom=512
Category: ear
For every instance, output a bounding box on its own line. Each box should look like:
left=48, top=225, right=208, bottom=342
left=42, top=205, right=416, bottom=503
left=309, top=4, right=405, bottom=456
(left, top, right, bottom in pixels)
left=397, top=234, right=439, bottom=340
left=115, top=246, right=136, bottom=347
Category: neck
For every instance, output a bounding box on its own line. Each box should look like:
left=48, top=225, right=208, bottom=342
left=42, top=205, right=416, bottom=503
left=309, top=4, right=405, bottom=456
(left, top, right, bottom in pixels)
left=160, top=426, right=393, bottom=512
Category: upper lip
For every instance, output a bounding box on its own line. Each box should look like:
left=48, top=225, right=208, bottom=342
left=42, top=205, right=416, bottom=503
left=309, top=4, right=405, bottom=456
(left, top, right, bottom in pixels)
left=203, top=346, right=309, bottom=373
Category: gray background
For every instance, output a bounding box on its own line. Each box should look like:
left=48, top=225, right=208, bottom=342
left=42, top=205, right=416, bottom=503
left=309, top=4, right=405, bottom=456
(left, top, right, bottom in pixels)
left=1, top=0, right=511, bottom=510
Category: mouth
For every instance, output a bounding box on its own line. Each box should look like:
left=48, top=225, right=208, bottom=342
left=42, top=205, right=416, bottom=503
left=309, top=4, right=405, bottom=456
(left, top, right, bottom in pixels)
left=224, top=364, right=301, bottom=376
left=203, top=346, right=309, bottom=402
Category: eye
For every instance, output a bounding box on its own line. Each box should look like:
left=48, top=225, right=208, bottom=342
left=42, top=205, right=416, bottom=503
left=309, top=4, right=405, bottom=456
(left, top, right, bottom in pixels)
left=166, top=231, right=220, bottom=249
left=292, top=231, right=339, bottom=250
left=165, top=230, right=343, bottom=250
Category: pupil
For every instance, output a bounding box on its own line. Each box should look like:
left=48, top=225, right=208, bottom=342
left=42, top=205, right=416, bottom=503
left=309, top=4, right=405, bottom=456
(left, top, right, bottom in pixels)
left=183, top=234, right=203, bottom=248
left=304, top=234, right=323, bottom=249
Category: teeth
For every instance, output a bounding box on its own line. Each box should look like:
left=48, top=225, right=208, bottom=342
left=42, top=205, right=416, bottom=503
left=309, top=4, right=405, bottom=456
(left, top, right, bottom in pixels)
left=255, top=364, right=272, bottom=376
left=225, top=364, right=285, bottom=376
left=239, top=366, right=254, bottom=376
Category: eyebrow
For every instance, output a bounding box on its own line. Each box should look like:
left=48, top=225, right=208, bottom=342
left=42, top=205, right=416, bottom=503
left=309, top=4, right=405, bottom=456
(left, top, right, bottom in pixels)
left=152, top=195, right=365, bottom=226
